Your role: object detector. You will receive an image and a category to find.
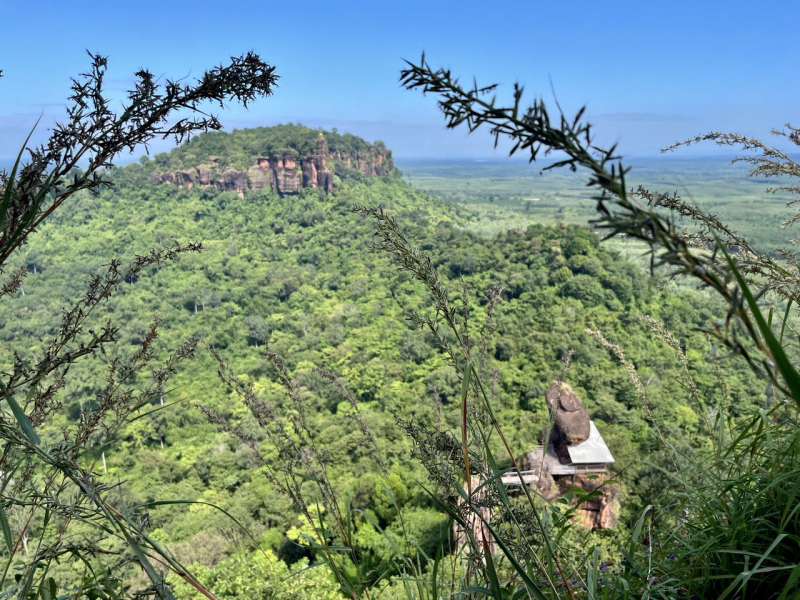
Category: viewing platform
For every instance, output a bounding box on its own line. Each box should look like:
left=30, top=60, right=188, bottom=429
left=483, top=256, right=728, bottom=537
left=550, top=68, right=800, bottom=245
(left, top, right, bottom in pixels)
left=502, top=421, right=614, bottom=487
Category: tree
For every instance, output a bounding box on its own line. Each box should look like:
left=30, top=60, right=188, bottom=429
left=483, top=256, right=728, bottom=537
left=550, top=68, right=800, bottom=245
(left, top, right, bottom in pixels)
left=0, top=52, right=277, bottom=599
left=243, top=315, right=269, bottom=347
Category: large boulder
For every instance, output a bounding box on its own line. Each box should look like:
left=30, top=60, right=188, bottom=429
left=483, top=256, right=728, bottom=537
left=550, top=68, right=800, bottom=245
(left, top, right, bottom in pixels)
left=545, top=381, right=590, bottom=445
left=301, top=157, right=318, bottom=188
left=271, top=152, right=302, bottom=195
left=174, top=169, right=196, bottom=185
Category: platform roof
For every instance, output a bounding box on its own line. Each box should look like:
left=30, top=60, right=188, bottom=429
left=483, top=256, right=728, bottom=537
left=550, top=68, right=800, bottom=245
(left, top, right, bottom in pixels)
left=567, top=421, right=615, bottom=464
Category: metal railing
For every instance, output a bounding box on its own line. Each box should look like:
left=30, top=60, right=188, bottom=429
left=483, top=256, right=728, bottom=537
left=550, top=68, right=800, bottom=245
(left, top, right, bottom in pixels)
left=501, top=464, right=608, bottom=486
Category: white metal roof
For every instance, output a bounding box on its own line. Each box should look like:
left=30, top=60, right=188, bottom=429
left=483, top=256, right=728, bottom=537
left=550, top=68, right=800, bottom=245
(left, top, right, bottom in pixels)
left=566, top=421, right=615, bottom=464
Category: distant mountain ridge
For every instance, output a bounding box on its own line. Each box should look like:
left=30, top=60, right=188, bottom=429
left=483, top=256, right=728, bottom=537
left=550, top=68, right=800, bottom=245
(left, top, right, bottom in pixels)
left=147, top=124, right=394, bottom=197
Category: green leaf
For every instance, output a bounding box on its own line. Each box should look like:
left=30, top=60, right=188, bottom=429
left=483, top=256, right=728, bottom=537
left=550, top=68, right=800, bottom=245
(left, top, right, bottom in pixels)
left=481, top=531, right=504, bottom=600
left=721, top=242, right=800, bottom=407
left=0, top=508, right=11, bottom=555
left=5, top=394, right=40, bottom=446
left=780, top=300, right=793, bottom=345
left=586, top=546, right=599, bottom=599
left=776, top=562, right=800, bottom=600
left=461, top=586, right=495, bottom=597
left=624, top=505, right=652, bottom=577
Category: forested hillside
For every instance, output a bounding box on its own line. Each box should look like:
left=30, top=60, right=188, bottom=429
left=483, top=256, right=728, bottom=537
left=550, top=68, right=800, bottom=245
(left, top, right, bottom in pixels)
left=0, top=126, right=761, bottom=593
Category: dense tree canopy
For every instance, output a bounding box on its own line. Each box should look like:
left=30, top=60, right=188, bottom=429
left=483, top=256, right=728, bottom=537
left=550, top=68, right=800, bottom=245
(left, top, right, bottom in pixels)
left=0, top=127, right=764, bottom=594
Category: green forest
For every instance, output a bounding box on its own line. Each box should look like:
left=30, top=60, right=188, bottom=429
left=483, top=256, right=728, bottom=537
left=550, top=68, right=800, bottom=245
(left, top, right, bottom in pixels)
left=0, top=51, right=798, bottom=600
left=0, top=123, right=777, bottom=596
left=153, top=124, right=387, bottom=171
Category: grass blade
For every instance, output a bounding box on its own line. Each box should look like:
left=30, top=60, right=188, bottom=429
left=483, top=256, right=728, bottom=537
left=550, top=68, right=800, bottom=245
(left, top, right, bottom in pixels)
left=460, top=361, right=473, bottom=502
left=0, top=508, right=11, bottom=554
left=481, top=529, right=504, bottom=600
left=780, top=300, right=793, bottom=345
left=5, top=393, right=40, bottom=446
left=721, top=243, right=800, bottom=406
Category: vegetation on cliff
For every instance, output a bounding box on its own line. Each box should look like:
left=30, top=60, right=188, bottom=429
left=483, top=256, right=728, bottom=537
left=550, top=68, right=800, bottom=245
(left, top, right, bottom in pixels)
left=152, top=123, right=390, bottom=169
left=145, top=124, right=393, bottom=197
left=148, top=124, right=394, bottom=193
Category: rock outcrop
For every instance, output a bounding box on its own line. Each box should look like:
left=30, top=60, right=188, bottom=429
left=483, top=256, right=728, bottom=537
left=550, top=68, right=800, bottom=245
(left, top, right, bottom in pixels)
left=518, top=382, right=618, bottom=529
left=545, top=381, right=591, bottom=445
left=573, top=472, right=619, bottom=529
left=150, top=133, right=392, bottom=197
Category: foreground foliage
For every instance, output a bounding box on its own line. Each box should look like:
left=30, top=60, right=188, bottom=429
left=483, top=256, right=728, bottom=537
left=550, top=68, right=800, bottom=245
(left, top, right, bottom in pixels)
left=0, top=52, right=277, bottom=598
left=359, top=55, right=799, bottom=599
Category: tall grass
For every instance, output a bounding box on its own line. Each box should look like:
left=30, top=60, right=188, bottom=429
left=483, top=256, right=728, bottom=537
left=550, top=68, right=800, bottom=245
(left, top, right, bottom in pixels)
left=369, top=56, right=800, bottom=600
left=0, top=52, right=277, bottom=599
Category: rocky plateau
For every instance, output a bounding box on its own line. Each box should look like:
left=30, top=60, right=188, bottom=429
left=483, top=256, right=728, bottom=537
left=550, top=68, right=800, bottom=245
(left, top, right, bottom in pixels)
left=150, top=134, right=393, bottom=197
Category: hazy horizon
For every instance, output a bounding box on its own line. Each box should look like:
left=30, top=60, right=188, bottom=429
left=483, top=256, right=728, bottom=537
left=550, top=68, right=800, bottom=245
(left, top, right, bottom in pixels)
left=2, top=0, right=797, bottom=162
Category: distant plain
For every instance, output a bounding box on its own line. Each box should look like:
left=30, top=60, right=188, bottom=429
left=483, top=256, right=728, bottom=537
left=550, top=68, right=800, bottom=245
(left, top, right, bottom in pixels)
left=398, top=156, right=797, bottom=258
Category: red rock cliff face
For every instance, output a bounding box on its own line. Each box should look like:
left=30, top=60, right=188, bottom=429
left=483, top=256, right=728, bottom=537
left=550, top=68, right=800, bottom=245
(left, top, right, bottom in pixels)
left=151, top=135, right=391, bottom=197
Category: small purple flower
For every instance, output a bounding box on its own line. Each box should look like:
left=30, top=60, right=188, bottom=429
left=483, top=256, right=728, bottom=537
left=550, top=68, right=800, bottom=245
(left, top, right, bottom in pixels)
left=652, top=578, right=658, bottom=584
left=669, top=553, right=675, bottom=560
left=572, top=580, right=578, bottom=585
left=614, top=534, right=618, bottom=539
left=599, top=564, right=607, bottom=570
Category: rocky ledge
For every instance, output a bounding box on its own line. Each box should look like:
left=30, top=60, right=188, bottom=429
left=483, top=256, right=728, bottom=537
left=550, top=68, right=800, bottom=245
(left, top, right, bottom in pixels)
left=150, top=133, right=393, bottom=197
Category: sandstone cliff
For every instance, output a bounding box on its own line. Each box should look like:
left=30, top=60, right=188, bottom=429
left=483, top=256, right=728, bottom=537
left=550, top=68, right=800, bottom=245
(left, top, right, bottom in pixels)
left=150, top=132, right=393, bottom=197
left=544, top=381, right=591, bottom=445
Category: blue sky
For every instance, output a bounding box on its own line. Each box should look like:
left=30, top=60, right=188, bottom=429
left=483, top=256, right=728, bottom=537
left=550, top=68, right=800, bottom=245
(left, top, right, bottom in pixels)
left=1, top=0, right=797, bottom=160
